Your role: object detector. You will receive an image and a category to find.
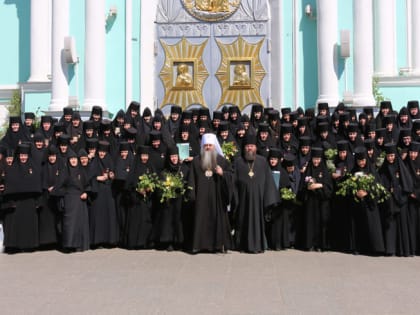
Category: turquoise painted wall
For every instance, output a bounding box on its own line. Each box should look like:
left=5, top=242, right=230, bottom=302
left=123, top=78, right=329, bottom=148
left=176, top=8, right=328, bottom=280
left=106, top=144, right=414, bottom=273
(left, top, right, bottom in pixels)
left=105, top=0, right=126, bottom=117
left=337, top=0, right=353, bottom=100
left=69, top=0, right=85, bottom=108
left=380, top=86, right=420, bottom=109
left=24, top=92, right=51, bottom=114
left=0, top=0, right=30, bottom=84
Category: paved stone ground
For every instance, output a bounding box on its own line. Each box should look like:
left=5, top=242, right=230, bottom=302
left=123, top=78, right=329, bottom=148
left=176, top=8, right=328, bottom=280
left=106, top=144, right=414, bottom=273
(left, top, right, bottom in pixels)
left=1, top=248, right=420, bottom=315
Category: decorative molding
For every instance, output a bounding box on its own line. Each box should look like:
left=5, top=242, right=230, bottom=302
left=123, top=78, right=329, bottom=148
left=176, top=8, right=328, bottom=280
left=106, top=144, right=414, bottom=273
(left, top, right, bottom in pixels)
left=214, top=22, right=267, bottom=36
left=159, top=38, right=209, bottom=109
left=156, top=0, right=269, bottom=23
left=158, top=24, right=211, bottom=37
left=376, top=75, right=420, bottom=87
left=0, top=85, right=20, bottom=99
left=181, top=0, right=241, bottom=22
left=215, top=36, right=265, bottom=110
left=20, top=81, right=52, bottom=93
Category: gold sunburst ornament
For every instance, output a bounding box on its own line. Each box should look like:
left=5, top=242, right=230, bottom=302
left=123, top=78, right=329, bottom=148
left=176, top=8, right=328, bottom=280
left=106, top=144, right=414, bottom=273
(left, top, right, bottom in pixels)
left=159, top=38, right=209, bottom=110
left=215, top=36, right=266, bottom=111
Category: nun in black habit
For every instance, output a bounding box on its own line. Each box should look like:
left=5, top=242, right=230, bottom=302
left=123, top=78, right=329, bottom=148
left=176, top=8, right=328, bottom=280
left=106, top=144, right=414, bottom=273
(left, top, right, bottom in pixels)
left=379, top=143, right=414, bottom=256
left=3, top=144, right=42, bottom=252
left=404, top=141, right=420, bottom=254
left=1, top=116, right=26, bottom=150
left=112, top=141, right=134, bottom=244
left=298, top=147, right=333, bottom=251
left=52, top=149, right=90, bottom=252
left=349, top=147, right=385, bottom=255
left=123, top=145, right=155, bottom=249
left=152, top=146, right=189, bottom=250
left=265, top=148, right=293, bottom=250
left=88, top=141, right=118, bottom=247
left=39, top=145, right=60, bottom=247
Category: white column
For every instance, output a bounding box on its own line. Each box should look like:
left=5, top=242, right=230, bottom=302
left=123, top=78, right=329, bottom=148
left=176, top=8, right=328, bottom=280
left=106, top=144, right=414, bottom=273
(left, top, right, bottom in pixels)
left=125, top=0, right=133, bottom=108
left=140, top=0, right=158, bottom=111
left=353, top=0, right=375, bottom=106
left=29, top=0, right=50, bottom=82
left=374, top=0, right=396, bottom=76
left=270, top=0, right=282, bottom=109
left=316, top=0, right=339, bottom=107
left=83, top=0, right=106, bottom=111
left=49, top=0, right=69, bottom=111
left=411, top=0, right=420, bottom=74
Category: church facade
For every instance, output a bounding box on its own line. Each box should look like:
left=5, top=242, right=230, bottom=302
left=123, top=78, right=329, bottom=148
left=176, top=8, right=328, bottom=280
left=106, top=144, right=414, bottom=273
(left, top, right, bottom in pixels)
left=0, top=0, right=419, bottom=126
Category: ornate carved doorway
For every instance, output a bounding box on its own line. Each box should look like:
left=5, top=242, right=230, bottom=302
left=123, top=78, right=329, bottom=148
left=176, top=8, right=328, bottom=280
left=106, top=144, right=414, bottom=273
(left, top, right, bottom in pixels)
left=156, top=0, right=270, bottom=114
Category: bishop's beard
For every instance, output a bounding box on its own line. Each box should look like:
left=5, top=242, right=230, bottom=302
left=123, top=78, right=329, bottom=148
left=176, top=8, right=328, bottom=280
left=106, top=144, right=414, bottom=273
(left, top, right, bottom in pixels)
left=244, top=150, right=256, bottom=161
left=200, top=148, right=218, bottom=172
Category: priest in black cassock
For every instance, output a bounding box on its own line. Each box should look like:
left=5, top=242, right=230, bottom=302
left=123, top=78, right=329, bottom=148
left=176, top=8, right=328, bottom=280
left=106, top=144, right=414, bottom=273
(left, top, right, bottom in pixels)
left=187, top=133, right=233, bottom=253
left=232, top=134, right=280, bottom=253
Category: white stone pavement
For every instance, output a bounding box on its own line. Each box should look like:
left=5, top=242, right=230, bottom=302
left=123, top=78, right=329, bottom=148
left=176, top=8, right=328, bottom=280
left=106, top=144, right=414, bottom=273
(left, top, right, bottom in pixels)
left=1, top=249, right=420, bottom=315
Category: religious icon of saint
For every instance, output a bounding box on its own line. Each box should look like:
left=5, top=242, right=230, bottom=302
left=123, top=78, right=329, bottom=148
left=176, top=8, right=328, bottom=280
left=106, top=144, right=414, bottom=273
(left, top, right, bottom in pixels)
left=175, top=63, right=193, bottom=88
left=232, top=63, right=251, bottom=87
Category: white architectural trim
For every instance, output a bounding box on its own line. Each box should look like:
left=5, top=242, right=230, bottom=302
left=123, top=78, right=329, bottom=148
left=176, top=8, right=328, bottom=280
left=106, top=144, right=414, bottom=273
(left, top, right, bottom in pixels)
left=141, top=0, right=158, bottom=111
left=270, top=0, right=282, bottom=108
left=125, top=0, right=133, bottom=109
left=83, top=0, right=106, bottom=111
left=316, top=0, right=339, bottom=106
left=376, top=75, right=420, bottom=87
left=374, top=0, right=397, bottom=76
left=49, top=0, right=69, bottom=111
left=29, top=0, right=51, bottom=82
left=0, top=85, right=20, bottom=99
left=353, top=0, right=375, bottom=106
left=411, top=0, right=420, bottom=74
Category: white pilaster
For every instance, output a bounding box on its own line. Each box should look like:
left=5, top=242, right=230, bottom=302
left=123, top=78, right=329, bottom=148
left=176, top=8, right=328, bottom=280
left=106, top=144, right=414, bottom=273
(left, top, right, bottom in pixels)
left=49, top=0, right=69, bottom=111
left=374, top=0, right=396, bottom=76
left=125, top=0, right=133, bottom=109
left=316, top=0, right=339, bottom=107
left=353, top=0, right=375, bottom=106
left=29, top=0, right=50, bottom=82
left=270, top=0, right=282, bottom=109
left=83, top=0, right=106, bottom=111
left=140, top=0, right=158, bottom=111
left=411, top=0, right=420, bottom=74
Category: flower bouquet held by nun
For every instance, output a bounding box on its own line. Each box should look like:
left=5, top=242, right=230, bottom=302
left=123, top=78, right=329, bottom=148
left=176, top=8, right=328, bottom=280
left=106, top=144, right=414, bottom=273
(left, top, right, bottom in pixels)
left=137, top=173, right=160, bottom=200
left=324, top=148, right=337, bottom=173
left=280, top=187, right=296, bottom=201
left=336, top=172, right=390, bottom=203
left=221, top=141, right=238, bottom=162
left=158, top=172, right=191, bottom=203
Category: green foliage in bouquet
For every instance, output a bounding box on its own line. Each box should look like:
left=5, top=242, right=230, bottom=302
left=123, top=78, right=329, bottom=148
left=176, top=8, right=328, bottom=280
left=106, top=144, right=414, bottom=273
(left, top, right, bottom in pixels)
left=221, top=141, right=238, bottom=161
left=336, top=172, right=390, bottom=203
left=280, top=187, right=296, bottom=201
left=158, top=172, right=191, bottom=203
left=324, top=148, right=337, bottom=160
left=137, top=173, right=160, bottom=200
left=324, top=148, right=337, bottom=173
